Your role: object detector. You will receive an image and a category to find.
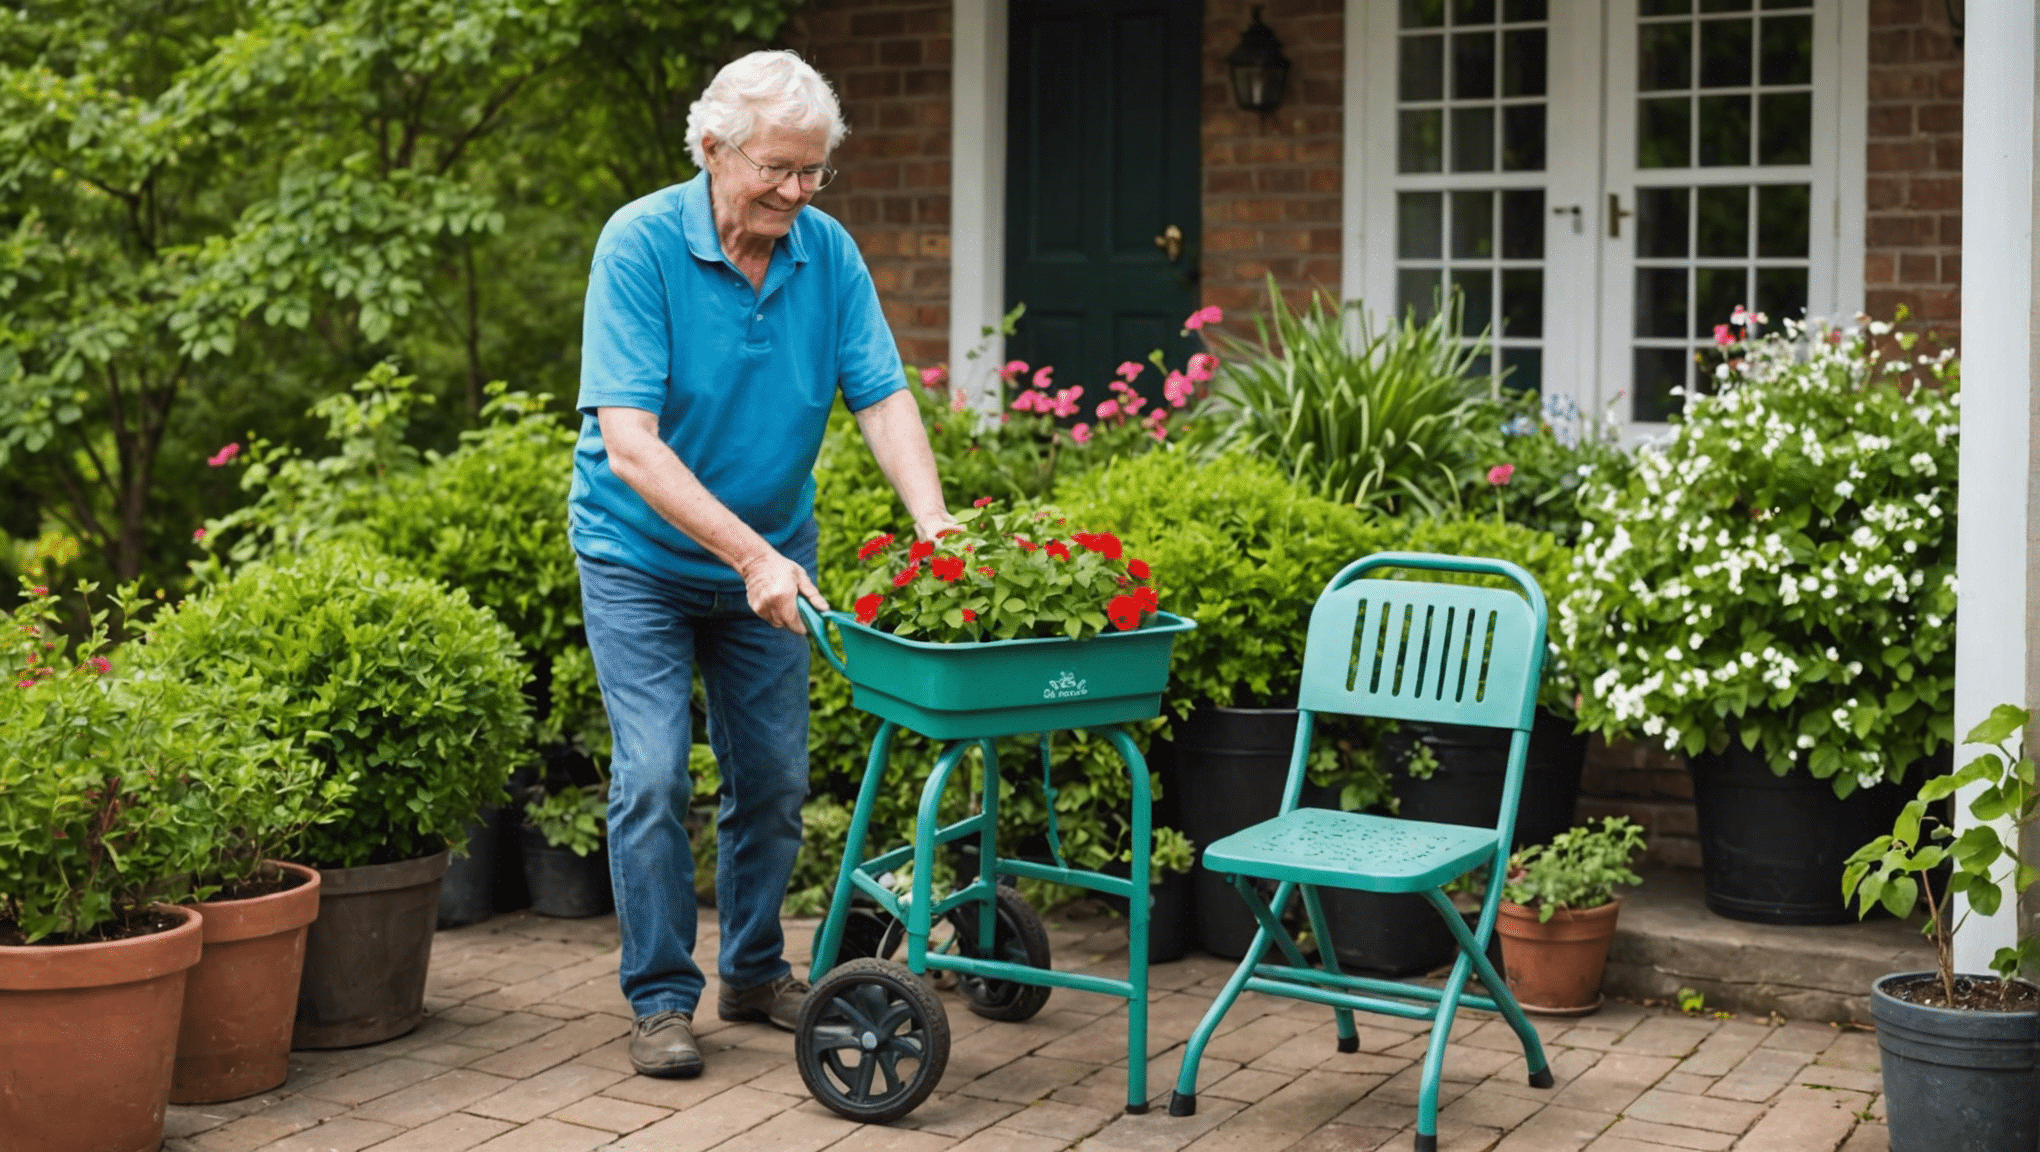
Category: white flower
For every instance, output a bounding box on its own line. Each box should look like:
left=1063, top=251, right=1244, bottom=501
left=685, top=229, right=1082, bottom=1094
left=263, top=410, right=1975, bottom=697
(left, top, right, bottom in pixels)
left=1835, top=480, right=1855, bottom=499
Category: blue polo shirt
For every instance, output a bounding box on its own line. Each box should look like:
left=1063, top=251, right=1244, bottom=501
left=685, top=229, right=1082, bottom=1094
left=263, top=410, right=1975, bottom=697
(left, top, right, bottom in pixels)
left=568, top=173, right=905, bottom=588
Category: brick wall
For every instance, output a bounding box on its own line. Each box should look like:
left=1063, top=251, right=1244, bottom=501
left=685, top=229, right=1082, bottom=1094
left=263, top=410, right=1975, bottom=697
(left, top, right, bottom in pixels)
left=1864, top=0, right=1962, bottom=345
left=1577, top=739, right=1700, bottom=870
left=789, top=1, right=955, bottom=368
left=1198, top=0, right=1346, bottom=343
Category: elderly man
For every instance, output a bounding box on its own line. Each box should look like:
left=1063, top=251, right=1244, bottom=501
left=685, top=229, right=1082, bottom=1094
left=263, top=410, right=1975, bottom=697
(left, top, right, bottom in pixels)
left=570, top=50, right=954, bottom=1079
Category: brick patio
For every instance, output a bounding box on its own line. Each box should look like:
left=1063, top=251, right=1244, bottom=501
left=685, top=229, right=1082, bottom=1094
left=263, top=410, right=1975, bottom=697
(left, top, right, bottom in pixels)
left=164, top=906, right=1892, bottom=1152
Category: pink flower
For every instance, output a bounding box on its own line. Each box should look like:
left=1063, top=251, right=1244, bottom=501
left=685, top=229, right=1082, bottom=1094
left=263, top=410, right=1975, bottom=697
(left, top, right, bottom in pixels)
left=1144, top=408, right=1169, bottom=441
left=997, top=359, right=1029, bottom=381
left=30, top=586, right=47, bottom=597
left=1729, top=305, right=1748, bottom=327
left=1010, top=390, right=1046, bottom=413
left=1122, top=393, right=1146, bottom=415
left=1096, top=399, right=1122, bottom=421
left=973, top=496, right=994, bottom=507
left=87, top=656, right=110, bottom=675
left=1163, top=371, right=1195, bottom=408
left=919, top=365, right=948, bottom=391
left=192, top=527, right=207, bottom=542
left=1116, top=361, right=1145, bottom=382
left=1050, top=385, right=1084, bottom=419
left=950, top=387, right=968, bottom=412
left=207, top=443, right=241, bottom=468
left=1186, top=352, right=1217, bottom=382
left=1070, top=422, right=1093, bottom=444
left=1182, top=305, right=1224, bottom=331
left=1032, top=366, right=1055, bottom=390
left=1713, top=324, right=1733, bottom=347
left=1488, top=464, right=1516, bottom=486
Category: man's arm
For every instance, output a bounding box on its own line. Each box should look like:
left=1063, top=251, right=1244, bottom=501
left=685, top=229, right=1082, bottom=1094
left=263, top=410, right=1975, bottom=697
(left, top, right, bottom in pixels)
left=597, top=406, right=827, bottom=633
left=852, top=389, right=957, bottom=541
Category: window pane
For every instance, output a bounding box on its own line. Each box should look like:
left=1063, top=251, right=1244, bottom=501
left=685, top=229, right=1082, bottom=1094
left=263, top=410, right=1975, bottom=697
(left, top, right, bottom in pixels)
left=1501, top=346, right=1542, bottom=392
left=1454, top=0, right=1497, bottom=22
left=1696, top=185, right=1749, bottom=257
left=1399, top=191, right=1445, bottom=258
left=1501, top=269, right=1543, bottom=337
left=1756, top=183, right=1810, bottom=256
left=1399, top=269, right=1444, bottom=322
left=1701, top=0, right=1752, bottom=10
left=1641, top=0, right=1693, bottom=14
left=1402, top=0, right=1446, bottom=28
left=1760, top=15, right=1813, bottom=84
left=1639, top=23, right=1693, bottom=91
left=1694, top=266, right=1747, bottom=337
left=1756, top=266, right=1808, bottom=324
left=1451, top=190, right=1496, bottom=257
left=1635, top=267, right=1689, bottom=337
left=1639, top=98, right=1691, bottom=168
left=1699, top=18, right=1754, bottom=87
left=1502, top=189, right=1546, bottom=258
left=1503, top=29, right=1547, bottom=96
left=1697, top=93, right=1751, bottom=166
left=1758, top=91, right=1812, bottom=164
left=1456, top=268, right=1494, bottom=336
left=1501, top=104, right=1547, bottom=170
left=1637, top=187, right=1690, bottom=258
left=1400, top=35, right=1446, bottom=101
left=1451, top=106, right=1496, bottom=171
left=1454, top=31, right=1497, bottom=99
left=1400, top=109, right=1445, bottom=172
left=1634, top=347, right=1691, bottom=422
left=1504, top=0, right=1548, bottom=21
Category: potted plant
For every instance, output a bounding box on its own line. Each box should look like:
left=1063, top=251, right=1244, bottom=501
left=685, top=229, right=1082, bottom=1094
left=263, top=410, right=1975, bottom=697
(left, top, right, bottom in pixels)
left=1, top=581, right=214, bottom=1152
left=1562, top=310, right=1960, bottom=923
left=1842, top=703, right=2040, bottom=1152
left=134, top=541, right=531, bottom=1048
left=520, top=774, right=613, bottom=917
left=1496, top=817, right=1646, bottom=1015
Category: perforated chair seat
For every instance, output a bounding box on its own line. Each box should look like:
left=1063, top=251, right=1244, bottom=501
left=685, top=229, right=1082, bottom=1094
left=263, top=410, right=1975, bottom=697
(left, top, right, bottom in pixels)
left=1204, top=808, right=1499, bottom=894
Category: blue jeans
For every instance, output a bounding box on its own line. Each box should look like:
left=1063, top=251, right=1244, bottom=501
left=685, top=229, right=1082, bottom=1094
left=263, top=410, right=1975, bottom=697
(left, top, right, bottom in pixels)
left=578, top=520, right=815, bottom=1017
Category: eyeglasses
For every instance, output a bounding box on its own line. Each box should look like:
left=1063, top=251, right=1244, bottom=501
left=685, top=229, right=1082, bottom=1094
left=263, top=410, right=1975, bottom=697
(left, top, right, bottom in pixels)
left=728, top=140, right=836, bottom=192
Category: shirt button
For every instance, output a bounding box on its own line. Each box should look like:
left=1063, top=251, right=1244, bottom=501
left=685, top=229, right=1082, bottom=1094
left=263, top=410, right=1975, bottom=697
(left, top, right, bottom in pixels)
left=755, top=314, right=764, bottom=321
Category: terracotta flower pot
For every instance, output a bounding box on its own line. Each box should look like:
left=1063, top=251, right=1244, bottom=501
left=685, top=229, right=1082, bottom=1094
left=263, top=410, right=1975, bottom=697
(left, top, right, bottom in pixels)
left=172, top=861, right=322, bottom=1103
left=293, top=849, right=449, bottom=1050
left=0, top=904, right=205, bottom=1152
left=1496, top=898, right=1622, bottom=1016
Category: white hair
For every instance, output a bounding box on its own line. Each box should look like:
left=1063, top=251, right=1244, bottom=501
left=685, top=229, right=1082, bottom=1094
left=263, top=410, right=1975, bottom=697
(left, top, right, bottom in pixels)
left=686, top=51, right=847, bottom=170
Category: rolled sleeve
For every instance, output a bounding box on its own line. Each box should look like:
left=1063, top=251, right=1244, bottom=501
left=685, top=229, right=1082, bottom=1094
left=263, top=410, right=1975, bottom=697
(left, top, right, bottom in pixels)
left=578, top=246, right=671, bottom=415
left=834, top=247, right=907, bottom=413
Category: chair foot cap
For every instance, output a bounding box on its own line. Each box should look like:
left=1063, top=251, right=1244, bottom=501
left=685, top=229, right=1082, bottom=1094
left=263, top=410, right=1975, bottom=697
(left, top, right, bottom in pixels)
left=1414, top=1134, right=1438, bottom=1152
left=1168, top=1092, right=1196, bottom=1117
left=1529, top=1068, right=1555, bottom=1089
left=1337, top=1035, right=1359, bottom=1053
left=1124, top=1102, right=1150, bottom=1116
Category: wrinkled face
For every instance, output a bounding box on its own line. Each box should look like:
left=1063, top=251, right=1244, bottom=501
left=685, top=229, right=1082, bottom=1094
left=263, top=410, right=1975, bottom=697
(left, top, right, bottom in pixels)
left=702, top=120, right=832, bottom=245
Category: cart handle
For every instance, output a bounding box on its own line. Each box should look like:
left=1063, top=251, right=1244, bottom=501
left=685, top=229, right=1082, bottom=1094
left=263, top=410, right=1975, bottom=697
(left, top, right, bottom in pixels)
left=798, top=600, right=851, bottom=676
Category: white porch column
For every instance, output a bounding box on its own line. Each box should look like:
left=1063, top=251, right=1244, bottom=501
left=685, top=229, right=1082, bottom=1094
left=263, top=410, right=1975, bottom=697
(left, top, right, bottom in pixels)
left=949, top=0, right=1007, bottom=411
left=1952, top=0, right=2038, bottom=974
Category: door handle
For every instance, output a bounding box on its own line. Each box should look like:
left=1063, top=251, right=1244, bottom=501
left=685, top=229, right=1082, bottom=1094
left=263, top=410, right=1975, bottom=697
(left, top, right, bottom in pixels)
left=1608, top=193, right=1632, bottom=239
left=1553, top=204, right=1583, bottom=235
left=1154, top=224, right=1184, bottom=263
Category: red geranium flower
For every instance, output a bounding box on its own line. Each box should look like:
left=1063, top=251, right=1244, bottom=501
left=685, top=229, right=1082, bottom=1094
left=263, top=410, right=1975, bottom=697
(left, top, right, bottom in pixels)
left=854, top=594, right=883, bottom=624
left=1128, top=559, right=1150, bottom=579
left=1045, top=541, right=1071, bottom=562
left=973, top=496, right=994, bottom=507
left=1072, top=532, right=1123, bottom=559
left=892, top=565, right=920, bottom=587
left=1134, top=586, right=1159, bottom=614
left=932, top=556, right=965, bottom=582
left=978, top=566, right=995, bottom=578
left=1107, top=595, right=1142, bottom=631
left=909, top=540, right=935, bottom=561
left=858, top=533, right=896, bottom=561
left=962, top=608, right=978, bottom=623
left=936, top=528, right=962, bottom=540
left=1014, top=536, right=1039, bottom=552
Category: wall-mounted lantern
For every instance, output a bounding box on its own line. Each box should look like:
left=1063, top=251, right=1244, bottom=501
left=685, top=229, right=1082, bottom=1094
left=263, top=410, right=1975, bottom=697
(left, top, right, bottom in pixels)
left=1228, top=6, right=1290, bottom=116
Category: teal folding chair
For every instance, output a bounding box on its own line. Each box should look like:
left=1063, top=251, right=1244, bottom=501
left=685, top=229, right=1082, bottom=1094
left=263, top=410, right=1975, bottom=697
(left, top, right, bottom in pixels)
left=1168, top=552, right=1554, bottom=1152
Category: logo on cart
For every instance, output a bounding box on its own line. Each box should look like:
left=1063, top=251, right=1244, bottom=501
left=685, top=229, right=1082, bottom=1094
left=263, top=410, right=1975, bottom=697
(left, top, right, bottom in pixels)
left=1043, top=671, right=1089, bottom=700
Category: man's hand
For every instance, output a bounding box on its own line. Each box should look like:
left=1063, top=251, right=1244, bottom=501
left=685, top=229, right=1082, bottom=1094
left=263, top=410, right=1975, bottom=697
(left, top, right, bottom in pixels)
left=914, top=511, right=962, bottom=542
left=738, top=549, right=830, bottom=633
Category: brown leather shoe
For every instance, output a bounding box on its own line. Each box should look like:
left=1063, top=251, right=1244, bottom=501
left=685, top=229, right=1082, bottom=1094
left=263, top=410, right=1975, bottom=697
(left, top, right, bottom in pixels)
left=717, top=973, right=810, bottom=1030
left=629, top=1010, right=702, bottom=1078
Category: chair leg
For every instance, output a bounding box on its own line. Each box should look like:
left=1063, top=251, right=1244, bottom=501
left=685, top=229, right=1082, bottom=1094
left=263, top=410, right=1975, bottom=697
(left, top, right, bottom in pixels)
left=1169, top=879, right=1296, bottom=1117
left=1297, top=885, right=1358, bottom=1052
left=1423, top=888, right=1552, bottom=1086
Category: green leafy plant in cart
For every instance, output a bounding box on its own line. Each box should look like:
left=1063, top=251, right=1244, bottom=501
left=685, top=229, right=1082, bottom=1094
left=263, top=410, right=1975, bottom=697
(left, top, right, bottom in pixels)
left=1502, top=817, right=1646, bottom=923
left=1843, top=704, right=2040, bottom=1009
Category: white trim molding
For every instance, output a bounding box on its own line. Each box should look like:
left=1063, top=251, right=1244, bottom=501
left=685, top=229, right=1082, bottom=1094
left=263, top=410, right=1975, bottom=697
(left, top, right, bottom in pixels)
left=949, top=0, right=1008, bottom=411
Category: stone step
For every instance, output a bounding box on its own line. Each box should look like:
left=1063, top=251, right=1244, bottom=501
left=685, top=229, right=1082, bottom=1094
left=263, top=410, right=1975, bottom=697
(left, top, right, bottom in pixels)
left=1603, top=864, right=1934, bottom=1023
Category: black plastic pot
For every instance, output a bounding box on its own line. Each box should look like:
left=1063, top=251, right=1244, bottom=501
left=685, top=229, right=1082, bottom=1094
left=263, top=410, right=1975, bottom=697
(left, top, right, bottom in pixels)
left=519, top=828, right=613, bottom=918
left=1872, top=972, right=2040, bottom=1152
left=1379, top=708, right=1586, bottom=849
left=1688, top=746, right=1913, bottom=924
left=437, top=811, right=498, bottom=929
left=294, top=850, right=449, bottom=1049
left=1172, top=707, right=1296, bottom=959
left=1101, top=863, right=1194, bottom=964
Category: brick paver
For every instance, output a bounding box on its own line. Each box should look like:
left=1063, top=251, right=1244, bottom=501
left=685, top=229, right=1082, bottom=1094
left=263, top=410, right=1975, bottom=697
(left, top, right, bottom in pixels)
left=162, top=906, right=1891, bottom=1152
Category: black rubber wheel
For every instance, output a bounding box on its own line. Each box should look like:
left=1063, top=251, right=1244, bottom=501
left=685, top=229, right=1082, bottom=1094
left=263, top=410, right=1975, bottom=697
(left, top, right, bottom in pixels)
left=948, top=884, right=1052, bottom=1022
left=796, top=958, right=950, bottom=1123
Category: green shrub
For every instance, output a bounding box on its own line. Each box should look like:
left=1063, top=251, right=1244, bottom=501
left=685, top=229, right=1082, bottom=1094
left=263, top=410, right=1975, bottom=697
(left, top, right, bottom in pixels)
left=1459, top=389, right=1636, bottom=548
left=1502, top=816, right=1645, bottom=921
left=1389, top=516, right=1578, bottom=717
left=134, top=543, right=532, bottom=868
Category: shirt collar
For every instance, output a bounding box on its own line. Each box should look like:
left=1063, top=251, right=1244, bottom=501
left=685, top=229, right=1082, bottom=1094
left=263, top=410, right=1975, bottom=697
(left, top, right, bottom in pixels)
left=680, top=172, right=811, bottom=268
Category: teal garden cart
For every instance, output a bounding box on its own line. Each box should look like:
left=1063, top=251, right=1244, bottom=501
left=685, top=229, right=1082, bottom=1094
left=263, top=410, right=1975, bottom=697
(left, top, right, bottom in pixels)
left=794, top=601, right=1195, bottom=1123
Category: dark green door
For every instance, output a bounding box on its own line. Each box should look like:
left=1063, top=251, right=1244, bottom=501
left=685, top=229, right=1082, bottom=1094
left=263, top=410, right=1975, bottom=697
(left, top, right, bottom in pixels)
left=1004, top=0, right=1203, bottom=406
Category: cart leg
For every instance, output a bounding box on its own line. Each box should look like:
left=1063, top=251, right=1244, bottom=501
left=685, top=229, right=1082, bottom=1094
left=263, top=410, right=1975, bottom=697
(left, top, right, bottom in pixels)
left=976, top=738, right=1000, bottom=955
left=810, top=721, right=898, bottom=982
left=908, top=741, right=976, bottom=974
left=1103, top=726, right=1152, bottom=1114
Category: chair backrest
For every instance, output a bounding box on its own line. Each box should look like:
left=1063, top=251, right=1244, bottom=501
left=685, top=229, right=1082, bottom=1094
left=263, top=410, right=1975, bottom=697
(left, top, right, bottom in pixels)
left=1296, top=552, right=1547, bottom=733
